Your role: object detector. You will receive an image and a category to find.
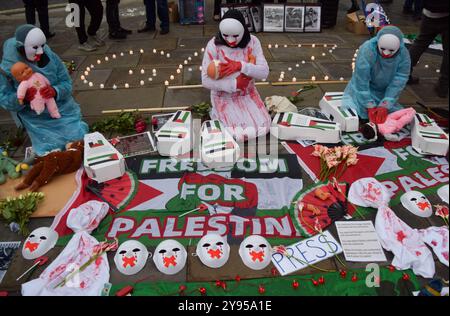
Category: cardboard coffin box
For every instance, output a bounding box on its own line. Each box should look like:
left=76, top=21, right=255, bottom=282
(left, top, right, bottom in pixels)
left=411, top=113, right=449, bottom=156
left=346, top=12, right=369, bottom=35
left=271, top=112, right=341, bottom=143
left=201, top=120, right=240, bottom=169
left=155, top=110, right=193, bottom=157
left=319, top=92, right=359, bottom=132
left=84, top=132, right=126, bottom=183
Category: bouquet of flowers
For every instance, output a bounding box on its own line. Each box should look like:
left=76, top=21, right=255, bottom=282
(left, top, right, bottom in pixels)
left=435, top=205, right=449, bottom=226
left=312, top=145, right=359, bottom=181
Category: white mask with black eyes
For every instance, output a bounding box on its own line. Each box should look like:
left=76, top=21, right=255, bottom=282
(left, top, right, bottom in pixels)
left=114, top=240, right=149, bottom=275
left=400, top=191, right=433, bottom=217
left=196, top=234, right=230, bottom=268
left=377, top=33, right=400, bottom=58
left=219, top=18, right=245, bottom=48
left=22, top=227, right=58, bottom=260
left=24, top=28, right=46, bottom=62
left=238, top=235, right=271, bottom=270
left=153, top=240, right=187, bottom=275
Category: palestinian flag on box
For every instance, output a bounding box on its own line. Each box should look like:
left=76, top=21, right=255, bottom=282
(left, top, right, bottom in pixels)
left=173, top=110, right=190, bottom=123
left=51, top=154, right=306, bottom=247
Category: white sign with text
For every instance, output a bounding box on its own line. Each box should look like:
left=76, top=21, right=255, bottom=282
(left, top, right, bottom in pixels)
left=271, top=231, right=343, bottom=276
left=335, top=221, right=387, bottom=262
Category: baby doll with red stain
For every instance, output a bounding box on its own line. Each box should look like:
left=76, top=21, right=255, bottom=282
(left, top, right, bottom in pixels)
left=11, top=61, right=60, bottom=118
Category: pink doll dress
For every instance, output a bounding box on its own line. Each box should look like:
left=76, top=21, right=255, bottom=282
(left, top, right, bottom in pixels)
left=17, top=72, right=61, bottom=118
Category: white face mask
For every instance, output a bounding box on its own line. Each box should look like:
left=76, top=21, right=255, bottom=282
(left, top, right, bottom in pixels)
left=114, top=240, right=149, bottom=275
left=24, top=28, right=46, bottom=62
left=219, top=18, right=245, bottom=48
left=400, top=191, right=433, bottom=217
left=196, top=234, right=230, bottom=268
left=377, top=33, right=400, bottom=58
left=22, top=227, right=58, bottom=260
left=238, top=235, right=271, bottom=270
left=153, top=240, right=187, bottom=275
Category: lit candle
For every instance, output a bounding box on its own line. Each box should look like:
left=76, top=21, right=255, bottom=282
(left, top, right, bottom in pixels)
left=194, top=52, right=198, bottom=57
left=140, top=49, right=144, bottom=53
left=89, top=82, right=93, bottom=87
left=298, top=44, right=302, bottom=48
left=275, top=44, right=279, bottom=48
left=311, top=76, right=316, bottom=81
left=90, top=64, right=94, bottom=68
left=199, top=66, right=202, bottom=71
left=166, top=53, right=171, bottom=58
left=324, top=75, right=329, bottom=81
left=188, top=57, right=192, bottom=61
left=354, top=53, right=357, bottom=58
left=179, top=64, right=183, bottom=69
left=148, top=77, right=153, bottom=82
left=112, top=54, right=117, bottom=59
left=322, top=53, right=326, bottom=56
left=312, top=44, right=316, bottom=48
left=302, top=60, right=305, bottom=64
left=97, top=59, right=101, bottom=64
left=288, top=67, right=292, bottom=71
left=424, top=64, right=429, bottom=68
left=80, top=75, right=86, bottom=81
left=140, top=80, right=145, bottom=86
left=164, top=80, right=169, bottom=86
left=141, top=69, right=145, bottom=74
left=436, top=69, right=441, bottom=73
left=120, top=52, right=124, bottom=56
left=311, top=56, right=315, bottom=61
left=339, top=77, right=344, bottom=81
left=284, top=44, right=288, bottom=48
left=129, top=70, right=133, bottom=75
left=113, top=84, right=117, bottom=89
left=176, top=69, right=181, bottom=74
left=292, top=77, right=297, bottom=82
left=129, top=50, right=134, bottom=55
left=296, top=64, right=300, bottom=68
left=152, top=69, right=157, bottom=74
left=323, top=44, right=327, bottom=48
left=160, top=50, right=165, bottom=55
left=170, top=75, right=175, bottom=80
left=268, top=44, right=272, bottom=49
left=84, top=71, right=89, bottom=76
left=153, top=49, right=157, bottom=54
left=184, top=60, right=188, bottom=65
left=278, top=78, right=283, bottom=82
left=329, top=50, right=333, bottom=53
left=100, top=83, right=105, bottom=89
left=280, top=74, right=285, bottom=79
left=188, top=68, right=192, bottom=72
left=105, top=56, right=109, bottom=61
left=125, top=83, right=130, bottom=88
left=201, top=48, right=205, bottom=52
left=86, top=67, right=91, bottom=72
left=83, top=80, right=88, bottom=84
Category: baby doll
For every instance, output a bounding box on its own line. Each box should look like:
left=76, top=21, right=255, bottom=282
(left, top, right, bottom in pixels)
left=361, top=107, right=416, bottom=142
left=11, top=62, right=61, bottom=119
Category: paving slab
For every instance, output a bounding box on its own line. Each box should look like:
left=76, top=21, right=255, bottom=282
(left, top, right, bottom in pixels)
left=79, top=53, right=141, bottom=70
left=106, top=66, right=183, bottom=88
left=74, top=86, right=165, bottom=116
left=258, top=33, right=295, bottom=46
left=330, top=47, right=358, bottom=61
left=268, top=61, right=324, bottom=82
left=163, top=87, right=210, bottom=107
left=182, top=64, right=202, bottom=85
left=61, top=40, right=113, bottom=57
left=287, top=34, right=346, bottom=45
left=269, top=46, right=335, bottom=62
left=178, top=37, right=210, bottom=49
left=139, top=49, right=203, bottom=67
left=154, top=25, right=204, bottom=39
left=106, top=37, right=177, bottom=54
left=72, top=69, right=112, bottom=91
left=316, top=61, right=353, bottom=81
left=398, top=87, right=421, bottom=106
left=409, top=79, right=449, bottom=104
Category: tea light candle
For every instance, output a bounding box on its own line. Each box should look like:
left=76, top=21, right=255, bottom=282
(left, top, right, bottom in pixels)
left=292, top=77, right=297, bottom=82
left=97, top=59, right=101, bottom=64
left=278, top=78, right=283, bottom=82
left=140, top=49, right=144, bottom=54
left=194, top=52, right=198, bottom=57
left=275, top=44, right=279, bottom=48
left=188, top=68, right=192, bottom=72
left=312, top=44, right=316, bottom=48
left=339, top=77, right=344, bottom=81
left=170, top=75, right=175, bottom=80
left=129, top=50, right=134, bottom=55
left=176, top=69, right=181, bottom=74
left=184, top=60, right=188, bottom=65
left=296, top=64, right=300, bottom=68
left=302, top=60, right=305, bottom=64
left=322, top=53, right=326, bottom=56
left=80, top=75, right=86, bottom=81
left=311, top=56, right=315, bottom=61
left=113, top=84, right=117, bottom=89
left=153, top=49, right=157, bottom=54
left=86, top=67, right=91, bottom=72
left=424, top=64, right=429, bottom=68
left=311, top=76, right=316, bottom=81
left=284, top=44, right=288, bottom=48
left=179, top=64, right=183, bottom=69
left=288, top=67, right=292, bottom=71
left=83, top=80, right=88, bottom=84
left=199, top=66, right=203, bottom=71
left=141, top=69, right=145, bottom=74
left=268, top=44, right=272, bottom=49
left=148, top=77, right=153, bottom=82
left=129, top=70, right=133, bottom=75
left=436, top=69, right=441, bottom=73
left=152, top=69, right=157, bottom=74
left=84, top=71, right=89, bottom=76
left=120, top=52, right=124, bottom=56
left=100, top=83, right=105, bottom=89
left=89, top=82, right=93, bottom=87
left=140, top=80, right=145, bottom=86
left=188, top=57, right=192, bottom=61
left=105, top=56, right=109, bottom=61
left=164, top=80, right=169, bottom=86
left=166, top=53, right=171, bottom=58
left=298, top=44, right=302, bottom=48
left=125, top=83, right=130, bottom=88
left=324, top=75, right=329, bottom=81
left=160, top=50, right=165, bottom=55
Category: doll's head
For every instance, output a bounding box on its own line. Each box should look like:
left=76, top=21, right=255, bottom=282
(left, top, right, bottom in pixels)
left=361, top=122, right=378, bottom=142
left=11, top=62, right=33, bottom=82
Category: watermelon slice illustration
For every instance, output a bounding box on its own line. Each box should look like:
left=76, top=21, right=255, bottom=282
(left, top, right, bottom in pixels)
left=290, top=181, right=354, bottom=237
left=87, top=171, right=138, bottom=212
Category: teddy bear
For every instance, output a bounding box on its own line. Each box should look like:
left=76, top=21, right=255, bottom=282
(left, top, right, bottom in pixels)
left=11, top=62, right=61, bottom=119
left=0, top=152, right=28, bottom=185
left=15, top=140, right=84, bottom=192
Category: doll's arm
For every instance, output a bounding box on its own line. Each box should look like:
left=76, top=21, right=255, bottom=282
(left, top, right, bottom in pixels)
left=240, top=37, right=269, bottom=80
left=16, top=81, right=29, bottom=104
left=201, top=40, right=237, bottom=93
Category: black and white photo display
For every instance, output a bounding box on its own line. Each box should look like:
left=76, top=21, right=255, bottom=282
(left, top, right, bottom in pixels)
left=285, top=5, right=305, bottom=32
left=250, top=5, right=263, bottom=33
left=263, top=4, right=285, bottom=32
left=304, top=5, right=321, bottom=32
left=235, top=5, right=255, bottom=32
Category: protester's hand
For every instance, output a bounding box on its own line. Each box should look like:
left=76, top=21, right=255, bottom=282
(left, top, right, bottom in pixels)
left=24, top=87, right=37, bottom=103
left=40, top=86, right=56, bottom=99
left=236, top=74, right=252, bottom=91
left=219, top=56, right=242, bottom=78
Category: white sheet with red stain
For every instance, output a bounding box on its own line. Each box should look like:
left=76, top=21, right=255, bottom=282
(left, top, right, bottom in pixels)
left=420, top=226, right=449, bottom=267
left=22, top=200, right=110, bottom=296
left=348, top=177, right=435, bottom=278
left=201, top=35, right=271, bottom=141
left=21, top=232, right=110, bottom=296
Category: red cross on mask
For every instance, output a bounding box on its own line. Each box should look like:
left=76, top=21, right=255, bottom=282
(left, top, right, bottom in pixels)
left=122, top=256, right=136, bottom=268
left=249, top=250, right=265, bottom=262
left=207, top=248, right=222, bottom=259
left=163, top=255, right=177, bottom=267
left=24, top=241, right=39, bottom=252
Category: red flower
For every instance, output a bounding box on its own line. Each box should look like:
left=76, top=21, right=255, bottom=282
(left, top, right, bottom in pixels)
left=435, top=204, right=449, bottom=220
left=292, top=280, right=299, bottom=289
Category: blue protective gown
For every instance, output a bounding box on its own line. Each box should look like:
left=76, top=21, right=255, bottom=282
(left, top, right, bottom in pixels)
left=342, top=26, right=411, bottom=119
left=0, top=38, right=88, bottom=156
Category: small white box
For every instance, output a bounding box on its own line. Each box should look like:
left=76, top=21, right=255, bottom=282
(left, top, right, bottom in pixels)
left=84, top=132, right=126, bottom=183
left=201, top=120, right=240, bottom=169
left=271, top=112, right=341, bottom=143
left=319, top=92, right=359, bottom=132
left=155, top=110, right=193, bottom=156
left=411, top=113, right=449, bottom=156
